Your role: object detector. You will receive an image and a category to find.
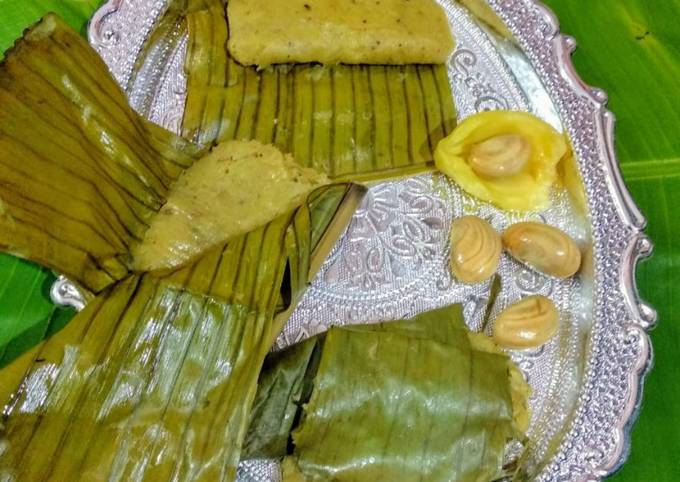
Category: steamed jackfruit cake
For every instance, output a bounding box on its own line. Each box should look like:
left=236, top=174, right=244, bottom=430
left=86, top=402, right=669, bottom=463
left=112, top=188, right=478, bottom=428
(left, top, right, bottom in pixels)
left=227, top=0, right=455, bottom=66
left=133, top=140, right=329, bottom=271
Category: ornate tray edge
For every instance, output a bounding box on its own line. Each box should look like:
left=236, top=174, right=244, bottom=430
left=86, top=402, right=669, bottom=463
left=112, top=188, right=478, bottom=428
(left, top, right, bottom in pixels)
left=486, top=0, right=656, bottom=479
left=84, top=1, right=657, bottom=480
left=88, top=0, right=123, bottom=38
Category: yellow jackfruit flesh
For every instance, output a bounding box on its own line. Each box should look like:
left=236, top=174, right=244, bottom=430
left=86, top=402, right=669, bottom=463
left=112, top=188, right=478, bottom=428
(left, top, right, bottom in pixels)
left=435, top=111, right=568, bottom=211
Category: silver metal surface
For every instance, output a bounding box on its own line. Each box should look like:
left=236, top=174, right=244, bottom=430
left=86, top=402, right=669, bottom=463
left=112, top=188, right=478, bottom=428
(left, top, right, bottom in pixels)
left=77, top=0, right=655, bottom=480
left=50, top=275, right=86, bottom=311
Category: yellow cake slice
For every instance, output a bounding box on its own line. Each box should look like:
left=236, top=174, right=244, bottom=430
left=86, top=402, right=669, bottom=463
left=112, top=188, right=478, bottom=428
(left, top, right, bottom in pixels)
left=132, top=140, right=329, bottom=271
left=227, top=0, right=455, bottom=67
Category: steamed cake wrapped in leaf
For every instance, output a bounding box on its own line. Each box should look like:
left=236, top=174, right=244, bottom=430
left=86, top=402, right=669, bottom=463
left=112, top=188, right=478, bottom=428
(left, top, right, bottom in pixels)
left=179, top=0, right=457, bottom=178
left=0, top=14, right=204, bottom=293
left=133, top=140, right=329, bottom=271
left=289, top=311, right=529, bottom=481
left=243, top=305, right=531, bottom=481
left=435, top=111, right=568, bottom=211
left=0, top=187, right=361, bottom=482
left=0, top=12, right=330, bottom=278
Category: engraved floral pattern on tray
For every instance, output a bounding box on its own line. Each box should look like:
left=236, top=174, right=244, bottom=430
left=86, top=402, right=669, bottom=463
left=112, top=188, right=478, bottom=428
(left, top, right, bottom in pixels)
left=323, top=177, right=447, bottom=293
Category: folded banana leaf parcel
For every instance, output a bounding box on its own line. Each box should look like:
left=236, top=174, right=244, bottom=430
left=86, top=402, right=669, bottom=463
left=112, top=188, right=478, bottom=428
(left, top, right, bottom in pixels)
left=0, top=14, right=365, bottom=482
left=243, top=305, right=530, bottom=482
left=145, top=0, right=457, bottom=182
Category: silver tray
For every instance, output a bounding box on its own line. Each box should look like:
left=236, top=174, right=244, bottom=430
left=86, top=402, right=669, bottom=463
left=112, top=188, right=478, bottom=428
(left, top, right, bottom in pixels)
left=55, top=0, right=655, bottom=480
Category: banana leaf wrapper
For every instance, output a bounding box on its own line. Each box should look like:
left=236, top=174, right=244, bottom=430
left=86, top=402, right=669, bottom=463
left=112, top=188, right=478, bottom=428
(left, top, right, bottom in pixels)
left=0, top=182, right=364, bottom=482
left=290, top=323, right=517, bottom=482
left=241, top=337, right=323, bottom=460
left=252, top=303, right=516, bottom=482
left=179, top=0, right=457, bottom=181
left=241, top=305, right=467, bottom=460
left=0, top=14, right=207, bottom=294
left=241, top=304, right=522, bottom=481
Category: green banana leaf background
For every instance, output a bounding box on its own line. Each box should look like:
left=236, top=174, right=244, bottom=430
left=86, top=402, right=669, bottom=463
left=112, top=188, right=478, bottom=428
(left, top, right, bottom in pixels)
left=0, top=0, right=678, bottom=480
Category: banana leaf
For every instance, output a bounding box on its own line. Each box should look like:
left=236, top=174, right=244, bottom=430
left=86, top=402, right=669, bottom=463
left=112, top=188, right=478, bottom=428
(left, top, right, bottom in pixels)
left=127, top=0, right=197, bottom=112
left=0, top=256, right=76, bottom=367
left=0, top=182, right=364, bottom=482
left=0, top=11, right=332, bottom=368
left=242, top=305, right=468, bottom=461
left=242, top=337, right=323, bottom=460
left=178, top=0, right=457, bottom=181
left=0, top=0, right=102, bottom=58
left=242, top=304, right=521, bottom=481
left=1, top=1, right=677, bottom=479
left=0, top=0, right=104, bottom=370
left=0, top=13, right=205, bottom=294
left=0, top=15, right=367, bottom=481
left=290, top=324, right=516, bottom=482
left=0, top=13, right=337, bottom=289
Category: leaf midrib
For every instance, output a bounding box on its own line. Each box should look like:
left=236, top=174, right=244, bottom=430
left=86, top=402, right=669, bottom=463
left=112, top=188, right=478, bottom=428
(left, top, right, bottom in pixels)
left=620, top=157, right=680, bottom=181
